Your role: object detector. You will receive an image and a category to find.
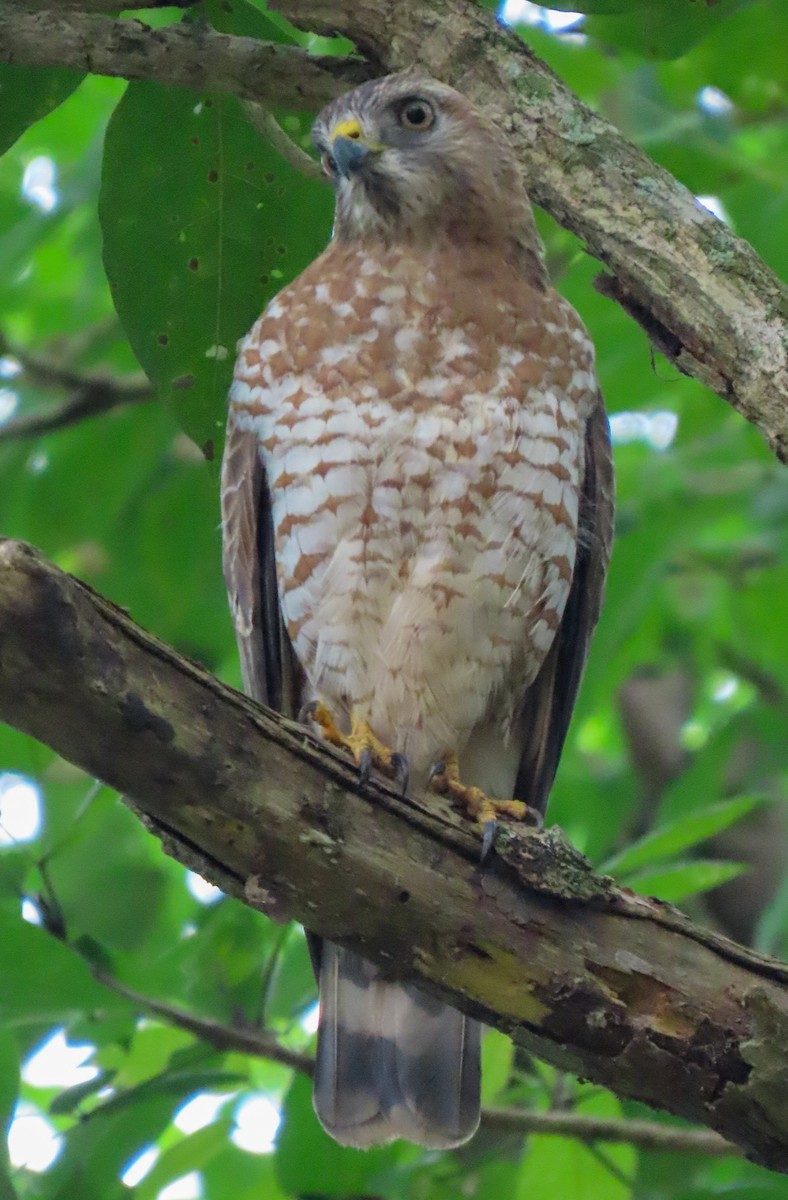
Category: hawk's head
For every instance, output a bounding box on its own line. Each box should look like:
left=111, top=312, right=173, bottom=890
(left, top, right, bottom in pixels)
left=313, top=73, right=541, bottom=274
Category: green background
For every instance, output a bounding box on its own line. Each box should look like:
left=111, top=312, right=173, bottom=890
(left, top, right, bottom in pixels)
left=0, top=1, right=786, bottom=1197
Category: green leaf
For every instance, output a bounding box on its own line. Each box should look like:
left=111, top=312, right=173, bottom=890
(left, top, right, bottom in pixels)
left=135, top=1117, right=233, bottom=1200
left=204, top=1144, right=289, bottom=1200
left=517, top=1091, right=635, bottom=1200
left=623, top=859, right=746, bottom=903
left=38, top=1092, right=184, bottom=1200
left=49, top=1069, right=115, bottom=1116
left=481, top=1028, right=514, bottom=1106
left=0, top=1029, right=20, bottom=1138
left=583, top=0, right=758, bottom=58
left=0, top=65, right=84, bottom=157
left=755, top=866, right=788, bottom=958
left=99, top=78, right=331, bottom=455
left=0, top=914, right=128, bottom=1024
left=275, top=1073, right=398, bottom=1197
left=264, top=928, right=316, bottom=1023
left=44, top=789, right=185, bottom=956
left=600, top=795, right=763, bottom=876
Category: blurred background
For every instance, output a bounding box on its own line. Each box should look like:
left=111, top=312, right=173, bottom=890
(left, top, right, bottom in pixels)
left=0, top=1, right=786, bottom=1197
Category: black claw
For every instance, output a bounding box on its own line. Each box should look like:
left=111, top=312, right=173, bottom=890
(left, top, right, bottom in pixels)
left=391, top=752, right=410, bottom=796
left=525, top=807, right=545, bottom=831
left=481, top=818, right=497, bottom=862
left=298, top=699, right=318, bottom=725
left=358, top=747, right=372, bottom=786
left=427, top=759, right=446, bottom=785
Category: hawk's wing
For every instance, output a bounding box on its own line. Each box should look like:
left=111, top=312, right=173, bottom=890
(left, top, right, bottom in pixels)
left=220, top=412, right=303, bottom=717
left=222, top=412, right=479, bottom=1149
left=514, top=400, right=614, bottom=814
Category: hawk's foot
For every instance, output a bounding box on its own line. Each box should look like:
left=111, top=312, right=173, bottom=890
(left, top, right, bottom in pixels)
left=303, top=702, right=409, bottom=794
left=429, top=753, right=540, bottom=858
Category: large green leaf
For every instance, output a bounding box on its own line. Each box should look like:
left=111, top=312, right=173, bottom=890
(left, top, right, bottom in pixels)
left=531, top=0, right=760, bottom=57
left=481, top=1028, right=515, bottom=1106
left=0, top=915, right=128, bottom=1024
left=275, top=1073, right=399, bottom=1197
left=100, top=78, right=331, bottom=456
left=134, top=1117, right=233, bottom=1200
left=517, top=1091, right=636, bottom=1200
left=203, top=1144, right=289, bottom=1200
left=0, top=1029, right=20, bottom=1138
left=623, top=859, right=746, bottom=903
left=600, top=795, right=764, bottom=876
left=0, top=65, right=84, bottom=157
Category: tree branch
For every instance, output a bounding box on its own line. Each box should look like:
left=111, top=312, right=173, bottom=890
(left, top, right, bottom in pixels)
left=0, top=331, right=153, bottom=441
left=482, top=1109, right=736, bottom=1157
left=2, top=5, right=784, bottom=459
left=65, top=931, right=738, bottom=1157
left=4, top=2, right=782, bottom=458
left=270, top=0, right=788, bottom=462
left=0, top=9, right=372, bottom=109
left=1, top=538, right=787, bottom=1170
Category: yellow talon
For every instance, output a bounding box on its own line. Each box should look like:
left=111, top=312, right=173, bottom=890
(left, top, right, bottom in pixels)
left=306, top=700, right=347, bottom=748
left=305, top=702, right=409, bottom=793
left=430, top=752, right=534, bottom=857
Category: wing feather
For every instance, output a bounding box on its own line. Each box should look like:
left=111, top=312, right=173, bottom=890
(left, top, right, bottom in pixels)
left=514, top=398, right=614, bottom=813
left=220, top=412, right=303, bottom=717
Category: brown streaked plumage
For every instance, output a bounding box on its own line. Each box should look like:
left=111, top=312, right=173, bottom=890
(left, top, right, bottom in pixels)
left=221, top=71, right=614, bottom=1149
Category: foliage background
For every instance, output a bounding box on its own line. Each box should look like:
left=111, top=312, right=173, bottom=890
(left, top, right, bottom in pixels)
left=0, top=1, right=786, bottom=1197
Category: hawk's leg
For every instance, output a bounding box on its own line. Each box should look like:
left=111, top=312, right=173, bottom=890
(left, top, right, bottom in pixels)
left=305, top=701, right=409, bottom=794
left=429, top=753, right=540, bottom=858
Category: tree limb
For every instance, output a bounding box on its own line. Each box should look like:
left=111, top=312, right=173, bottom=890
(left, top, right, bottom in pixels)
left=270, top=0, right=788, bottom=462
left=61, top=943, right=741, bottom=1157
left=0, top=332, right=154, bottom=441
left=1, top=538, right=787, bottom=1170
left=0, top=5, right=785, bottom=460
left=0, top=9, right=372, bottom=110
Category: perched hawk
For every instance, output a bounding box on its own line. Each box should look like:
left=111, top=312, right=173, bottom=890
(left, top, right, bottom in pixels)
left=221, top=73, right=613, bottom=1149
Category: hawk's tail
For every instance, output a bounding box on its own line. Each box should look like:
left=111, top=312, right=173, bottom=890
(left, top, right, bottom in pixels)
left=313, top=943, right=481, bottom=1148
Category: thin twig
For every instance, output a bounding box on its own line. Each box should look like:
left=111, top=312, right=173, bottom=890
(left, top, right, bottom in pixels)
left=242, top=101, right=324, bottom=182
left=71, top=938, right=739, bottom=1157
left=0, top=331, right=153, bottom=442
left=76, top=941, right=316, bottom=1076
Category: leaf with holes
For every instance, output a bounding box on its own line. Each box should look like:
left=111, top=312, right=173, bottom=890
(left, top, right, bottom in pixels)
left=100, top=81, right=331, bottom=460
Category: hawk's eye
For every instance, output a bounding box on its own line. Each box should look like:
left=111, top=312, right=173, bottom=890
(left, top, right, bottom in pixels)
left=321, top=152, right=338, bottom=177
left=399, top=98, right=435, bottom=131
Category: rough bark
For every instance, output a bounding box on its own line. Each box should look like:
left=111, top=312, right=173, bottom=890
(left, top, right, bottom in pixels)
left=272, top=0, right=788, bottom=462
left=0, top=9, right=373, bottom=110
left=1, top=5, right=786, bottom=461
left=1, top=537, right=787, bottom=1171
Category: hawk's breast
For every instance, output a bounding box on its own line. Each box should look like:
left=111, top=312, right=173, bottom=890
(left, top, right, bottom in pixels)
left=230, top=241, right=596, bottom=767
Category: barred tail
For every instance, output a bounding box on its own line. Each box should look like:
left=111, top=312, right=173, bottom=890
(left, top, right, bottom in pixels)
left=313, top=943, right=480, bottom=1149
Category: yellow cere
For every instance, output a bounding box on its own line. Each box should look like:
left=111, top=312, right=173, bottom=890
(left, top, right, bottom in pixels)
left=331, top=118, right=364, bottom=142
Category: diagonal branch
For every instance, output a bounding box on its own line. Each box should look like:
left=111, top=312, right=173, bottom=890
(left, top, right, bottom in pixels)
left=0, top=9, right=372, bottom=109
left=64, top=944, right=740, bottom=1157
left=2, top=5, right=784, bottom=459
left=270, top=0, right=788, bottom=462
left=1, top=537, right=787, bottom=1171
left=0, top=330, right=154, bottom=441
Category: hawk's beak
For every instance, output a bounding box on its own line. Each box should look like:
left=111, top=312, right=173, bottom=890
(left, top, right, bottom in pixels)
left=332, top=136, right=369, bottom=178
left=329, top=118, right=381, bottom=179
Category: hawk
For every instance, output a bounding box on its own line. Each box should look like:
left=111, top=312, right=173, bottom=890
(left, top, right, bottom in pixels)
left=221, top=72, right=613, bottom=1149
